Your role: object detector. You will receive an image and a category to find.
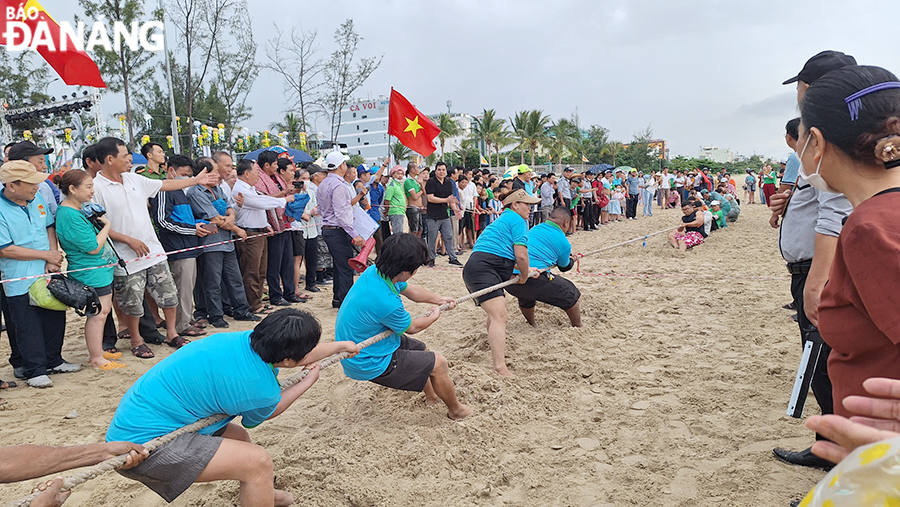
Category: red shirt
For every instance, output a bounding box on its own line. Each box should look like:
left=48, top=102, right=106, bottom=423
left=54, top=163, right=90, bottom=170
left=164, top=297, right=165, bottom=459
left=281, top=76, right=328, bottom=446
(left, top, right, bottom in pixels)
left=819, top=190, right=900, bottom=417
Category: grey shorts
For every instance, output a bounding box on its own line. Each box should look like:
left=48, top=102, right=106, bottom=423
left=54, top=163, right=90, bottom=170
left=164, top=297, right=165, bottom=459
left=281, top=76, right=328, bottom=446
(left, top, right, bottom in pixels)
left=406, top=207, right=422, bottom=233
left=113, top=261, right=178, bottom=317
left=371, top=335, right=435, bottom=392
left=117, top=426, right=226, bottom=502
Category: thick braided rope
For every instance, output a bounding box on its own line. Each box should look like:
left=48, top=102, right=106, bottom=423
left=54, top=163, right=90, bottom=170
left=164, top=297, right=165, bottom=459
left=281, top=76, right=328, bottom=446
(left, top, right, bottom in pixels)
left=3, top=274, right=530, bottom=507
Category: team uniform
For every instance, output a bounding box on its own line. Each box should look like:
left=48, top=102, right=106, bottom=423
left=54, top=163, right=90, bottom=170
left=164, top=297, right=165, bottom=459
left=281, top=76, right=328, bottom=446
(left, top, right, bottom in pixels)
left=462, top=208, right=528, bottom=304
left=505, top=221, right=580, bottom=310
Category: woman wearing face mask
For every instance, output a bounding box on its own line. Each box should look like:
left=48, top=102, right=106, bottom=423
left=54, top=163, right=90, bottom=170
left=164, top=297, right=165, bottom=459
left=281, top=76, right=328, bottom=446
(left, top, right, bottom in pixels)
left=795, top=65, right=900, bottom=428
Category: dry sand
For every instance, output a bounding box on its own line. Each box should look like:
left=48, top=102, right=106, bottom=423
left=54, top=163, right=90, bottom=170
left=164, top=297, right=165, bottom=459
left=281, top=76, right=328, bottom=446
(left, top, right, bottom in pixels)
left=1, top=201, right=829, bottom=506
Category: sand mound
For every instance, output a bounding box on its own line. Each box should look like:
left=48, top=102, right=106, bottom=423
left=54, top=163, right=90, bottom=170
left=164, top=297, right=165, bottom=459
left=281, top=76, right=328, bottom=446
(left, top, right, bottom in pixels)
left=0, top=202, right=826, bottom=506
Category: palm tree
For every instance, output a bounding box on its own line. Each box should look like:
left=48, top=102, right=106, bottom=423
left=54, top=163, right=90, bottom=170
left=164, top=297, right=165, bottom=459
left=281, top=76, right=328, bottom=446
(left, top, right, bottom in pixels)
left=436, top=113, right=460, bottom=159
left=606, top=141, right=625, bottom=167
left=456, top=138, right=475, bottom=169
left=469, top=108, right=511, bottom=168
left=548, top=119, right=580, bottom=170
left=511, top=110, right=551, bottom=167
left=271, top=112, right=304, bottom=149
left=391, top=141, right=412, bottom=165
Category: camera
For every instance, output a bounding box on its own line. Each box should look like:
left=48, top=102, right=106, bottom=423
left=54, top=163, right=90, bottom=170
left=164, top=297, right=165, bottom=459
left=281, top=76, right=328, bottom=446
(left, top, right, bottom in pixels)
left=81, top=203, right=107, bottom=230
left=293, top=180, right=305, bottom=190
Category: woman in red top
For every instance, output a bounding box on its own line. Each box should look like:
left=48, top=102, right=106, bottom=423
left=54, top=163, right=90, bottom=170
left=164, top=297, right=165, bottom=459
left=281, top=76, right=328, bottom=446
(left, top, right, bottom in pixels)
left=798, top=65, right=900, bottom=419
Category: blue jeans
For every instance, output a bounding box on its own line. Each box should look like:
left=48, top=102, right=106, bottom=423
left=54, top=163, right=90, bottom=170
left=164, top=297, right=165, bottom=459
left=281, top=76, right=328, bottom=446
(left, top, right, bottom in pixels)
left=641, top=190, right=653, bottom=215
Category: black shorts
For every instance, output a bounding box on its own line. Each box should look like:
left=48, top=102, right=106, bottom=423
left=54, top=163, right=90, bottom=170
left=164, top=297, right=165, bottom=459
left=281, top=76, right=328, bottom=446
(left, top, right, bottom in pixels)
left=462, top=251, right=515, bottom=304
left=504, top=272, right=581, bottom=310
left=292, top=230, right=306, bottom=256
left=95, top=282, right=113, bottom=297
left=371, top=335, right=435, bottom=392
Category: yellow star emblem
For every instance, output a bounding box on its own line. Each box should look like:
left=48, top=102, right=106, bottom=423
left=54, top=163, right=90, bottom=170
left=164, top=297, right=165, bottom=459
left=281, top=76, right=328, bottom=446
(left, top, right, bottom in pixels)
left=404, top=116, right=424, bottom=138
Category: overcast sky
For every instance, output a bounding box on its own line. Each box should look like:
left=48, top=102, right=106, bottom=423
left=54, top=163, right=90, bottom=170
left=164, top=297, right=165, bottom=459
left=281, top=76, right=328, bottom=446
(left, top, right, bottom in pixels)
left=35, top=0, right=898, bottom=160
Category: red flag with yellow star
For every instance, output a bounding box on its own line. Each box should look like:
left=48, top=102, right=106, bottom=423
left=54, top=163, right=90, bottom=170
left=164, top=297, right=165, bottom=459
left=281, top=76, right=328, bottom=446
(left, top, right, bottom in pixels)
left=388, top=88, right=440, bottom=157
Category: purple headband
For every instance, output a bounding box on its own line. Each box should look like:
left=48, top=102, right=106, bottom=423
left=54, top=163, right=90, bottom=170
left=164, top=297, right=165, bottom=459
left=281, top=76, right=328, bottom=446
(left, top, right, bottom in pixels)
left=845, top=81, right=900, bottom=121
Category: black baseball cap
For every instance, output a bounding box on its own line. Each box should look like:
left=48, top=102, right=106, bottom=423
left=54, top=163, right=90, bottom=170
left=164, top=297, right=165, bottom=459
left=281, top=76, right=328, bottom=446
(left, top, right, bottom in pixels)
left=782, top=50, right=857, bottom=85
left=7, top=141, right=53, bottom=161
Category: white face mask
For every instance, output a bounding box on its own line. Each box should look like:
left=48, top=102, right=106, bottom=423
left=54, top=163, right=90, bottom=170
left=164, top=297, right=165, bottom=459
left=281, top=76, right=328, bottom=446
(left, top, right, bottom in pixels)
left=797, top=133, right=838, bottom=193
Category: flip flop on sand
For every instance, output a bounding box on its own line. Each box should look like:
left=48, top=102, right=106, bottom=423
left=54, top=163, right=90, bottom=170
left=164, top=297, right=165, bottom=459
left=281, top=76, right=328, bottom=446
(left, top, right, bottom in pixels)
left=95, top=361, right=127, bottom=370
left=103, top=351, right=123, bottom=360
left=164, top=336, right=190, bottom=349
left=131, top=344, right=154, bottom=359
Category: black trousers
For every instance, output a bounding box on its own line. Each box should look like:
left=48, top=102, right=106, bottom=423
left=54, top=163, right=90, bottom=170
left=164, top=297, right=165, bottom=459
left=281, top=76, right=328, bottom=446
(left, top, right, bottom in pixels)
left=791, top=270, right=834, bottom=440
left=201, top=250, right=251, bottom=319
left=582, top=202, right=597, bottom=229
left=625, top=193, right=639, bottom=218
left=322, top=228, right=355, bottom=305
left=6, top=293, right=66, bottom=378
left=303, top=236, right=319, bottom=290
left=266, top=232, right=296, bottom=302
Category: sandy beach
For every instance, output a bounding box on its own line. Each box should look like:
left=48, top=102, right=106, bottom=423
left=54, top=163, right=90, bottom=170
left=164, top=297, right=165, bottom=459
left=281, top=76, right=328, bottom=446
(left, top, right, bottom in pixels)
left=0, top=201, right=827, bottom=506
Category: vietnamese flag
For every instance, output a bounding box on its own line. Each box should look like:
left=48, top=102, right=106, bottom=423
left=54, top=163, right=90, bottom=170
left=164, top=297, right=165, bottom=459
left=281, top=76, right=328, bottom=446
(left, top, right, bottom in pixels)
left=0, top=0, right=106, bottom=88
left=388, top=88, right=439, bottom=157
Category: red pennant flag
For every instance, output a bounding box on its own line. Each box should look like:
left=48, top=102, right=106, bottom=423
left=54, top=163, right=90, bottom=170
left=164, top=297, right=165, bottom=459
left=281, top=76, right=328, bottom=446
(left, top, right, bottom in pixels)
left=0, top=0, right=106, bottom=88
left=388, top=88, right=439, bottom=157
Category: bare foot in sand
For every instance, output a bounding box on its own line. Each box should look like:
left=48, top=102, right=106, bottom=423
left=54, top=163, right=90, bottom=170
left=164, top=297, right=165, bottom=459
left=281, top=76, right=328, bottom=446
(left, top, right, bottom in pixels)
left=425, top=395, right=441, bottom=406
left=448, top=404, right=473, bottom=420
left=494, top=365, right=515, bottom=377
left=275, top=489, right=295, bottom=506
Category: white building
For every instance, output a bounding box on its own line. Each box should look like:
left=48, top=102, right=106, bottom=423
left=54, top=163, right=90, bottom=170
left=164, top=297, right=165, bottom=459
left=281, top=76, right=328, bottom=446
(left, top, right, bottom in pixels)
left=698, top=146, right=734, bottom=164
left=428, top=112, right=477, bottom=157
left=336, top=96, right=390, bottom=165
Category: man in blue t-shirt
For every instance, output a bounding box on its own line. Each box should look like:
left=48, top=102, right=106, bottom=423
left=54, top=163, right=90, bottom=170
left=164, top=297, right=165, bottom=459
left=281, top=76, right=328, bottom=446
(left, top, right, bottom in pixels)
left=106, top=309, right=358, bottom=504
left=336, top=233, right=472, bottom=420
left=505, top=206, right=582, bottom=327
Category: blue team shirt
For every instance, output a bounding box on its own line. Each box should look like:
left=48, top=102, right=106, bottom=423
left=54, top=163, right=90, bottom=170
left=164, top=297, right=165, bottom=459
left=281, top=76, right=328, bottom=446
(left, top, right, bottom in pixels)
left=0, top=192, right=54, bottom=297
left=335, top=265, right=410, bottom=380
left=514, top=221, right=572, bottom=273
left=472, top=208, right=528, bottom=260
left=783, top=152, right=800, bottom=185
left=106, top=332, right=282, bottom=444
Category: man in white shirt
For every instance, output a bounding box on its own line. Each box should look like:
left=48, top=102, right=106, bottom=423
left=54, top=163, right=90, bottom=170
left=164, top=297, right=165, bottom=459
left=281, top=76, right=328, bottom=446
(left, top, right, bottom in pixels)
left=92, top=137, right=214, bottom=359
left=213, top=151, right=237, bottom=207
left=232, top=158, right=294, bottom=313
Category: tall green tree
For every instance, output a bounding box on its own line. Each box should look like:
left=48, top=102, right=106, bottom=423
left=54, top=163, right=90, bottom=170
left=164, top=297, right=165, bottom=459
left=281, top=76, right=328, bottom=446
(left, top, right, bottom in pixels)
left=436, top=113, right=459, bottom=158
left=79, top=0, right=159, bottom=150
left=469, top=109, right=509, bottom=167
left=0, top=51, right=51, bottom=134
left=210, top=0, right=257, bottom=151
left=271, top=112, right=304, bottom=149
left=548, top=118, right=580, bottom=169
left=390, top=141, right=412, bottom=164
left=265, top=25, right=324, bottom=132
left=511, top=109, right=551, bottom=167
left=321, top=19, right=382, bottom=141
left=619, top=125, right=657, bottom=171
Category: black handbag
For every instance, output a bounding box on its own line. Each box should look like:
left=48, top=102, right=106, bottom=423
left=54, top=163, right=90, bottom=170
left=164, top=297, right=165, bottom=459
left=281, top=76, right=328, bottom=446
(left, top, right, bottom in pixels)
left=46, top=274, right=102, bottom=317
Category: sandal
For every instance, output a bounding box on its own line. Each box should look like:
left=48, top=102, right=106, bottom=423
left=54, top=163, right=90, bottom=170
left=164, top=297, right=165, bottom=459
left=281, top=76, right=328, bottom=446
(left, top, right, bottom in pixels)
left=131, top=344, right=155, bottom=359
left=103, top=351, right=123, bottom=360
left=155, top=320, right=167, bottom=329
left=104, top=347, right=119, bottom=354
left=191, top=319, right=209, bottom=328
left=117, top=330, right=131, bottom=340
left=0, top=380, right=17, bottom=390
left=96, top=361, right=127, bottom=370
left=164, top=336, right=190, bottom=349
left=253, top=305, right=276, bottom=315
left=179, top=325, right=206, bottom=337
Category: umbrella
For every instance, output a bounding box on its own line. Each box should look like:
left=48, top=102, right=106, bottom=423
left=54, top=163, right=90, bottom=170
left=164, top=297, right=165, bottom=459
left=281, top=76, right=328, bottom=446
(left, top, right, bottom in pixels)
left=131, top=152, right=148, bottom=165
left=241, top=147, right=313, bottom=163
left=590, top=163, right=615, bottom=172
left=615, top=166, right=635, bottom=173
